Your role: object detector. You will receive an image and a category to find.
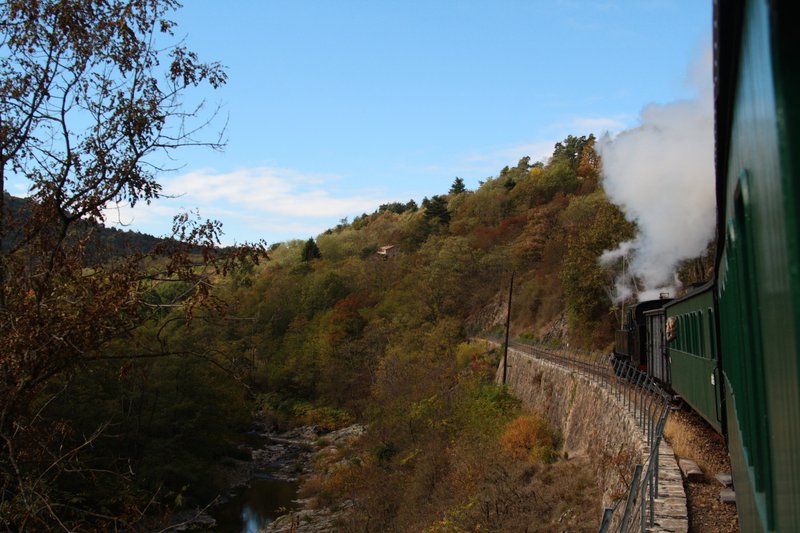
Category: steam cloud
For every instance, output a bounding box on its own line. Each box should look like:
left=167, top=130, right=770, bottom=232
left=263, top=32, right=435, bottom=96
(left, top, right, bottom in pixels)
left=599, top=47, right=715, bottom=302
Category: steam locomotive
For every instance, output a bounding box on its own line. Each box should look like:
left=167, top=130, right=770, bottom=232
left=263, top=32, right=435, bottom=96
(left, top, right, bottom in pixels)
left=612, top=1, right=800, bottom=531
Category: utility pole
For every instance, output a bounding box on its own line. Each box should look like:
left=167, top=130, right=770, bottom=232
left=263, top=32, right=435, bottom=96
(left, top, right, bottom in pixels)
left=503, top=271, right=515, bottom=385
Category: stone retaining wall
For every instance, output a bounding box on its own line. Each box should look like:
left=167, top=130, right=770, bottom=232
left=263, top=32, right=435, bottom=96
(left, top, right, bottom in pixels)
left=496, top=346, right=688, bottom=532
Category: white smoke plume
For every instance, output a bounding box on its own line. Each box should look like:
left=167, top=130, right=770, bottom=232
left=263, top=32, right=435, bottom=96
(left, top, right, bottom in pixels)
left=599, top=46, right=715, bottom=302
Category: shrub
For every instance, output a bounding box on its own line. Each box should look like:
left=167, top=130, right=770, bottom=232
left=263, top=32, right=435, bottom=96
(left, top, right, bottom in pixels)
left=255, top=394, right=353, bottom=431
left=454, top=342, right=483, bottom=369
left=500, top=414, right=559, bottom=464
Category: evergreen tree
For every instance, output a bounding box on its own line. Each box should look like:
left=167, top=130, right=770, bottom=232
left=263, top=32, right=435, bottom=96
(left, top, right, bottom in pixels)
left=450, top=177, right=466, bottom=194
left=553, top=134, right=595, bottom=171
left=424, top=195, right=451, bottom=226
left=516, top=156, right=531, bottom=172
left=302, top=238, right=322, bottom=261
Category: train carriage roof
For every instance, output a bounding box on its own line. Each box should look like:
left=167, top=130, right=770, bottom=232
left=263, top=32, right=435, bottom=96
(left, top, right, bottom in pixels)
left=664, top=280, right=715, bottom=310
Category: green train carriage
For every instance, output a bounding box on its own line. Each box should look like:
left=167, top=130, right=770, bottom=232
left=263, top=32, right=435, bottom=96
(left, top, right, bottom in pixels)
left=714, top=0, right=800, bottom=530
left=664, top=283, right=722, bottom=433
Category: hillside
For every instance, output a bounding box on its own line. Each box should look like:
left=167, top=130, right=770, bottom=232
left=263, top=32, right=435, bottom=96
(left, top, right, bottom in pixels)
left=2, top=192, right=168, bottom=256
left=213, top=134, right=717, bottom=531
left=262, top=134, right=629, bottom=351
left=3, top=134, right=714, bottom=530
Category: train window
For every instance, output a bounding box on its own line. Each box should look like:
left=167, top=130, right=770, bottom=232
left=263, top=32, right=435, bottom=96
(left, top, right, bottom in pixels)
left=698, top=310, right=706, bottom=358
left=684, top=314, right=689, bottom=352
left=684, top=315, right=690, bottom=352
left=707, top=308, right=716, bottom=359
left=684, top=315, right=689, bottom=352
left=695, top=312, right=701, bottom=356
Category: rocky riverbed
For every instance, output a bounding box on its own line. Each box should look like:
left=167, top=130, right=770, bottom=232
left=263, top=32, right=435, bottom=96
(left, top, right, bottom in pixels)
left=263, top=424, right=366, bottom=533
left=171, top=421, right=366, bottom=532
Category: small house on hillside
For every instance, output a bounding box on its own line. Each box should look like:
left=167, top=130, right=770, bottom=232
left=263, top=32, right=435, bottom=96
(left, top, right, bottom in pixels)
left=376, top=245, right=397, bottom=259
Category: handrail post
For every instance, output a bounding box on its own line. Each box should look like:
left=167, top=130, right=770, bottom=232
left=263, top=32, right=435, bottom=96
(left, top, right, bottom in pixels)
left=620, top=464, right=643, bottom=532
left=632, top=368, right=641, bottom=415
left=620, top=361, right=628, bottom=400
left=650, top=450, right=656, bottom=527
left=647, top=394, right=652, bottom=447
left=640, top=378, right=647, bottom=429
left=626, top=366, right=635, bottom=411
left=641, top=377, right=651, bottom=428
left=627, top=365, right=635, bottom=409
left=598, top=507, right=614, bottom=533
left=655, top=400, right=670, bottom=499
left=641, top=468, right=647, bottom=532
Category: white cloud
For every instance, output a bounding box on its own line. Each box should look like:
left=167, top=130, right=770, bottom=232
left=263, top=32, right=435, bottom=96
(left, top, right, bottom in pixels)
left=102, top=202, right=176, bottom=230
left=163, top=167, right=387, bottom=218
left=102, top=166, right=392, bottom=244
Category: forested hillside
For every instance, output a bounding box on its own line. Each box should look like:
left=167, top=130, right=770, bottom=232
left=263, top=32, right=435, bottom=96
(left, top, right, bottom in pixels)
left=205, top=135, right=633, bottom=530
left=193, top=134, right=712, bottom=531
left=2, top=125, right=714, bottom=530
left=0, top=1, right=723, bottom=529
left=2, top=192, right=169, bottom=255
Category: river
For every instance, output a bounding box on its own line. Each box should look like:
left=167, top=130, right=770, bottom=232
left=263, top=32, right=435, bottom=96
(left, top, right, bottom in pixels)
left=206, top=426, right=309, bottom=533
left=205, top=424, right=364, bottom=532
left=209, top=474, right=300, bottom=533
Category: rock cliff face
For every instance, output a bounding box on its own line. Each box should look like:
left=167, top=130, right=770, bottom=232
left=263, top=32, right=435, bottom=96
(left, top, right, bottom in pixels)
left=497, top=346, right=688, bottom=531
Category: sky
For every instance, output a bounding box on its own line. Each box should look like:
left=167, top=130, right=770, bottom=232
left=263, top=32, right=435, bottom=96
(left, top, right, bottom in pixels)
left=12, top=0, right=713, bottom=246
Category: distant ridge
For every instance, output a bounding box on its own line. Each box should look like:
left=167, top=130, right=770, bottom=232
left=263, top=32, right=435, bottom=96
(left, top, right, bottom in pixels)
left=2, top=192, right=167, bottom=257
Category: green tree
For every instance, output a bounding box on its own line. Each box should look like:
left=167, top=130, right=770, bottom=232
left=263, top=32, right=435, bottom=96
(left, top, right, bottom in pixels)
left=301, top=237, right=322, bottom=261
left=561, top=193, right=634, bottom=343
left=552, top=134, right=595, bottom=171
left=423, top=195, right=451, bottom=226
left=450, top=177, right=466, bottom=194
left=516, top=155, right=532, bottom=172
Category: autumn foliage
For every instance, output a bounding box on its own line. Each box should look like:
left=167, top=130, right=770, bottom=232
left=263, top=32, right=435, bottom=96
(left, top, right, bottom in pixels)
left=500, top=413, right=560, bottom=463
left=0, top=1, right=265, bottom=529
left=1, top=6, right=653, bottom=525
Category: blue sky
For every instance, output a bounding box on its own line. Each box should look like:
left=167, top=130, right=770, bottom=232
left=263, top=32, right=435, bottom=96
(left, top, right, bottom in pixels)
left=51, top=1, right=714, bottom=245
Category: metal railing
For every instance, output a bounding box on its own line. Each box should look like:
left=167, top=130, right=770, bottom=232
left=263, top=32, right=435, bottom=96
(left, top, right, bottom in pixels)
left=497, top=340, right=673, bottom=533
